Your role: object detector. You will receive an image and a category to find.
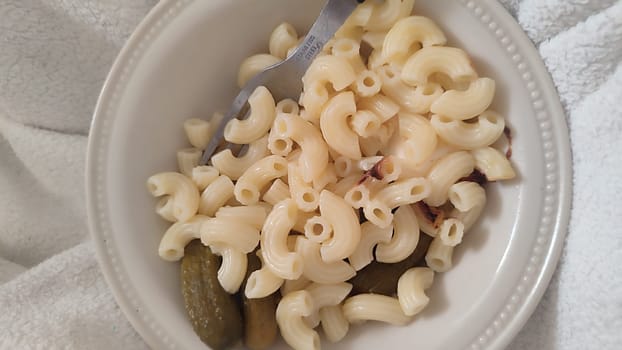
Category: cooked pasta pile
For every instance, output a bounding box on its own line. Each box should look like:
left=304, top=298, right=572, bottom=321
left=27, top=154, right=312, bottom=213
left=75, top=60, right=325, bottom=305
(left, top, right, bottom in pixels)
left=147, top=1, right=516, bottom=349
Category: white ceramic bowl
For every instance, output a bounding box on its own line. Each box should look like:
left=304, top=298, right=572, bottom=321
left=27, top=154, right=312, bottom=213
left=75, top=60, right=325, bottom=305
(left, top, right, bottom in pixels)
left=87, top=0, right=572, bottom=349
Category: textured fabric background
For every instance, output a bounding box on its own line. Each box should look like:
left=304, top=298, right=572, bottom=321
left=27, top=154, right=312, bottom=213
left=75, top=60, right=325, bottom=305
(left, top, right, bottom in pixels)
left=0, top=0, right=620, bottom=349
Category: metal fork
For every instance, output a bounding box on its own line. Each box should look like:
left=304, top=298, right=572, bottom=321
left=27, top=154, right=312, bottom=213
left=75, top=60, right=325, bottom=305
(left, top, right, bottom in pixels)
left=200, top=0, right=365, bottom=165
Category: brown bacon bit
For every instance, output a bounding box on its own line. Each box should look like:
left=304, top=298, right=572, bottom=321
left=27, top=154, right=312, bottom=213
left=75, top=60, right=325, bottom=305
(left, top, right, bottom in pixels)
left=357, top=157, right=386, bottom=185
left=459, top=169, right=488, bottom=186
left=357, top=174, right=371, bottom=185
left=368, top=159, right=384, bottom=180
left=414, top=202, right=445, bottom=229
left=504, top=126, right=513, bottom=159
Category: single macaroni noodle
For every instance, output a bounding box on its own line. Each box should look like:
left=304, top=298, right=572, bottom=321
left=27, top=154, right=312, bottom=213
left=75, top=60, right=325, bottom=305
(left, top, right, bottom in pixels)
left=158, top=215, right=209, bottom=261
left=296, top=237, right=356, bottom=284
left=260, top=199, right=303, bottom=280
left=348, top=221, right=393, bottom=271
left=269, top=22, right=298, bottom=59
left=211, top=135, right=270, bottom=180
left=397, top=267, right=434, bottom=316
left=210, top=243, right=248, bottom=294
left=343, top=293, right=411, bottom=326
left=245, top=250, right=284, bottom=299
left=147, top=172, right=200, bottom=222
left=376, top=205, right=420, bottom=263
left=224, top=86, right=276, bottom=144
left=318, top=190, right=361, bottom=262
left=276, top=290, right=320, bottom=350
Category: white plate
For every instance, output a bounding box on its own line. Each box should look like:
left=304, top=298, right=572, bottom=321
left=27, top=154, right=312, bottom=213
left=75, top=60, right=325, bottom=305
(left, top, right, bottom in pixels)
left=86, top=0, right=572, bottom=349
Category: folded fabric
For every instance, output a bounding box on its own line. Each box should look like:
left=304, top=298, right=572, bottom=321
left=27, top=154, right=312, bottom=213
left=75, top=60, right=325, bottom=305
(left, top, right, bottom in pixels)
left=0, top=0, right=620, bottom=349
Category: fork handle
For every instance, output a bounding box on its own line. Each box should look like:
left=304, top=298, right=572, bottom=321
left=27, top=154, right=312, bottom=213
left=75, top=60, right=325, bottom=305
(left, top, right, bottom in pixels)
left=289, top=0, right=365, bottom=76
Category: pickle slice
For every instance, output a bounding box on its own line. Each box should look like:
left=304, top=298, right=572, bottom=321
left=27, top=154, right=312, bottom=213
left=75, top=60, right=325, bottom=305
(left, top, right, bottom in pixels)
left=181, top=240, right=243, bottom=350
left=241, top=252, right=279, bottom=350
left=349, top=233, right=433, bottom=295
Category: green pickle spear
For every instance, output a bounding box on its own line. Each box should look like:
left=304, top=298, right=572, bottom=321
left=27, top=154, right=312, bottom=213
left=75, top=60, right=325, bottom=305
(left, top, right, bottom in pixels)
left=181, top=240, right=243, bottom=350
left=240, top=252, right=279, bottom=350
left=349, top=232, right=433, bottom=295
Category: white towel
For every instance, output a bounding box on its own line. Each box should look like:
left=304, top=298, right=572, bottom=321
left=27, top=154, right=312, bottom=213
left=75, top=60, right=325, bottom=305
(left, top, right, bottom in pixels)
left=1, top=1, right=620, bottom=349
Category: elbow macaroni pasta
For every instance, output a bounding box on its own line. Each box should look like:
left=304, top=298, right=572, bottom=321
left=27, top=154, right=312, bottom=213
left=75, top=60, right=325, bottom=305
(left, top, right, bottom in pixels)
left=365, top=0, right=415, bottom=32
left=268, top=128, right=294, bottom=157
left=276, top=112, right=329, bottom=182
left=430, top=77, right=496, bottom=120
left=350, top=109, right=383, bottom=138
left=211, top=135, right=270, bottom=180
left=176, top=148, right=202, bottom=177
left=245, top=250, right=284, bottom=299
left=425, top=236, right=454, bottom=272
left=183, top=118, right=210, bottom=150
left=276, top=98, right=300, bottom=115
left=448, top=181, right=486, bottom=212
left=214, top=205, right=267, bottom=230
left=450, top=183, right=487, bottom=231
left=331, top=38, right=366, bottom=73
left=430, top=111, right=506, bottom=150
left=344, top=183, right=371, bottom=209
left=147, top=172, right=200, bottom=222
left=224, top=86, right=276, bottom=144
left=210, top=243, right=248, bottom=294
left=296, top=237, right=356, bottom=284
left=304, top=215, right=333, bottom=244
left=305, top=282, right=352, bottom=325
left=364, top=177, right=430, bottom=228
left=276, top=290, right=320, bottom=350
left=402, top=46, right=477, bottom=86
left=335, top=1, right=373, bottom=39
left=425, top=151, right=475, bottom=207
left=312, top=162, right=338, bottom=190
left=269, top=22, right=298, bottom=59
left=302, top=55, right=357, bottom=92
left=382, top=16, right=447, bottom=65
left=352, top=70, right=383, bottom=98
left=198, top=175, right=234, bottom=216
left=357, top=93, right=400, bottom=123
left=320, top=305, right=350, bottom=343
left=348, top=221, right=393, bottom=271
left=155, top=196, right=177, bottom=222
left=318, top=190, right=361, bottom=262
left=234, top=155, right=288, bottom=205
left=288, top=162, right=320, bottom=212
left=281, top=275, right=311, bottom=296
left=158, top=215, right=208, bottom=261
left=262, top=178, right=291, bottom=205
left=200, top=217, right=260, bottom=253
left=261, top=199, right=303, bottom=280
left=343, top=294, right=411, bottom=326
left=376, top=205, right=420, bottom=263
left=397, top=267, right=434, bottom=316
left=293, top=210, right=316, bottom=234
left=377, top=64, right=443, bottom=115
left=386, top=112, right=438, bottom=167
left=148, top=3, right=518, bottom=347
left=361, top=30, right=387, bottom=50
left=471, top=146, right=517, bottom=181
left=320, top=91, right=362, bottom=160
left=191, top=165, right=219, bottom=191
left=238, top=54, right=281, bottom=87
left=438, top=218, right=465, bottom=247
